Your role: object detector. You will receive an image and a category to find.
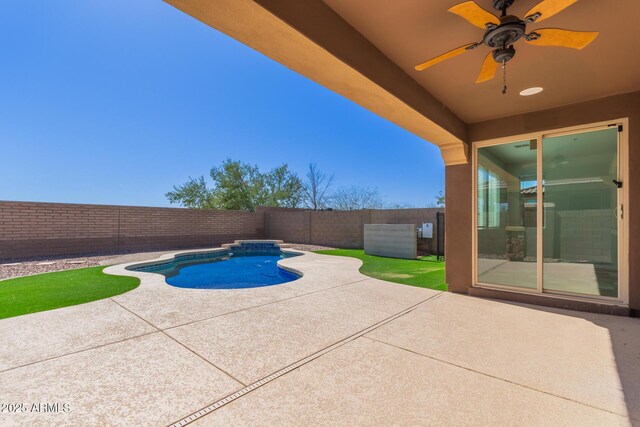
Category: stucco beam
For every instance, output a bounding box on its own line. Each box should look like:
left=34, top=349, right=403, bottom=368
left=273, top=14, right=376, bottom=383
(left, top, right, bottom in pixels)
left=164, top=0, right=469, bottom=165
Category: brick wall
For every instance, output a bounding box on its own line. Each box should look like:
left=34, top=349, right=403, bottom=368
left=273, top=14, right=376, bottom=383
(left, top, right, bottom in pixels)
left=263, top=209, right=310, bottom=244
left=310, top=210, right=370, bottom=248
left=0, top=201, right=264, bottom=260
left=0, top=201, right=444, bottom=259
left=370, top=208, right=441, bottom=227
left=264, top=207, right=443, bottom=249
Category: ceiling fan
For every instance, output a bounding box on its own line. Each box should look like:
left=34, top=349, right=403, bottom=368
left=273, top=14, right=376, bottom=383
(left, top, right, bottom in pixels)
left=414, top=0, right=599, bottom=94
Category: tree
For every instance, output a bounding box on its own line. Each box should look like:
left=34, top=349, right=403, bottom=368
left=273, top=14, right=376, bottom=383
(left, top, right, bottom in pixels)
left=165, top=176, right=216, bottom=209
left=302, top=163, right=334, bottom=210
left=263, top=164, right=303, bottom=208
left=331, top=185, right=383, bottom=210
left=166, top=159, right=303, bottom=211
left=435, top=190, right=445, bottom=207
left=209, top=159, right=263, bottom=210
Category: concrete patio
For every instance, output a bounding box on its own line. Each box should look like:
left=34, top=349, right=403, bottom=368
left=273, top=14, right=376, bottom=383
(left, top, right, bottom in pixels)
left=0, top=251, right=638, bottom=426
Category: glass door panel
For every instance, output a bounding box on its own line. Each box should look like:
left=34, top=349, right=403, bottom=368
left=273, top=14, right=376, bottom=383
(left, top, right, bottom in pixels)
left=477, top=140, right=538, bottom=289
left=542, top=128, right=619, bottom=297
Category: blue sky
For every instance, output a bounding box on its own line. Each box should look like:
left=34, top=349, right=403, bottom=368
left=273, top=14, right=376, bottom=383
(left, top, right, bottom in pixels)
left=0, top=0, right=444, bottom=208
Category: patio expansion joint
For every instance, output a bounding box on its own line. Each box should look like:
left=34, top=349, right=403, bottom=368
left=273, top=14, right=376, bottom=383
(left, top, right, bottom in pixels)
left=0, top=330, right=159, bottom=375
left=162, top=277, right=372, bottom=333
left=0, top=277, right=369, bottom=377
left=167, top=291, right=445, bottom=427
left=108, top=298, right=248, bottom=388
left=362, top=335, right=636, bottom=422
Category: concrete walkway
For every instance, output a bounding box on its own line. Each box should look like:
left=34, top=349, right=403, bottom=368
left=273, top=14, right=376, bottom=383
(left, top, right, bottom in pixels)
left=0, top=250, right=638, bottom=426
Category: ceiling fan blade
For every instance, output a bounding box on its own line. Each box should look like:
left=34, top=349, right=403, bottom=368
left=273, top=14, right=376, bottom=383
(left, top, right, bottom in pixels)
left=526, top=28, right=599, bottom=49
left=448, top=1, right=499, bottom=29
left=476, top=52, right=498, bottom=83
left=525, top=0, right=578, bottom=23
left=415, top=43, right=478, bottom=71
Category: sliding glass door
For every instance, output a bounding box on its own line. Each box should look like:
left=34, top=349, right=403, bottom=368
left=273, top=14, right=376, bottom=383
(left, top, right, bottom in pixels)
left=477, top=140, right=537, bottom=289
left=475, top=125, right=623, bottom=301
left=542, top=128, right=619, bottom=297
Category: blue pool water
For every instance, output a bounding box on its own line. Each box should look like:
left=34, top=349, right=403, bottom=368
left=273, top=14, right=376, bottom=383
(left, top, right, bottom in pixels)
left=158, top=255, right=299, bottom=289
left=128, top=242, right=301, bottom=289
left=165, top=255, right=299, bottom=289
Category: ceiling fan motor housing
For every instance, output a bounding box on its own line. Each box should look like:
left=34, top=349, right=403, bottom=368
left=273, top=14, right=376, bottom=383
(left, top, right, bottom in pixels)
left=483, top=15, right=526, bottom=49
left=493, top=45, right=516, bottom=63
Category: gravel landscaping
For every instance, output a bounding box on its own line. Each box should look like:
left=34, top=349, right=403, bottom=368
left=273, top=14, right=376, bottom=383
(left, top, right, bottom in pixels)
left=285, top=243, right=336, bottom=252
left=0, top=244, right=336, bottom=281
left=0, top=254, right=118, bottom=281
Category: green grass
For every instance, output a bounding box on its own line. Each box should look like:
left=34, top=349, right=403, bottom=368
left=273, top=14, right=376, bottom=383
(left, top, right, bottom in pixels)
left=313, top=249, right=446, bottom=291
left=0, top=267, right=140, bottom=319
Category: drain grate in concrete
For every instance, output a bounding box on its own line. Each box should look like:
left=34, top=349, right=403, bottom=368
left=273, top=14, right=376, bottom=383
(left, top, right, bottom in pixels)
left=169, top=293, right=442, bottom=426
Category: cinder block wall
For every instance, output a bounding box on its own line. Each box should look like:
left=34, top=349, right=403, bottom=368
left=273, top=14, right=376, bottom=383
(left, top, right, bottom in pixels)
left=0, top=202, right=120, bottom=259
left=0, top=201, right=444, bottom=259
left=0, top=201, right=264, bottom=259
left=310, top=210, right=370, bottom=248
left=264, top=207, right=443, bottom=249
left=370, top=208, right=441, bottom=226
left=116, top=206, right=261, bottom=252
left=263, top=208, right=310, bottom=244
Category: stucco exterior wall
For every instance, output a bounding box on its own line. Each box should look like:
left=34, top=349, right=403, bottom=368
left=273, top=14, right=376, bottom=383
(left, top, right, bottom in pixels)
left=445, top=91, right=640, bottom=312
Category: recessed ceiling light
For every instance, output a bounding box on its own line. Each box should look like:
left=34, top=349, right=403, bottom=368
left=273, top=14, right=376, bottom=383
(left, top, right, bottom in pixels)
left=520, top=87, right=544, bottom=96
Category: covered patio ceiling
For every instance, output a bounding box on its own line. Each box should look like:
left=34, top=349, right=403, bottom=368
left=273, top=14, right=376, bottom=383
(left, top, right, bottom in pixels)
left=164, top=0, right=640, bottom=165
left=324, top=0, right=640, bottom=123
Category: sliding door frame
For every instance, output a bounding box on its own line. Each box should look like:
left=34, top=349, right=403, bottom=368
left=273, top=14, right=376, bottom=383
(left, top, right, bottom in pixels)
left=472, top=118, right=629, bottom=306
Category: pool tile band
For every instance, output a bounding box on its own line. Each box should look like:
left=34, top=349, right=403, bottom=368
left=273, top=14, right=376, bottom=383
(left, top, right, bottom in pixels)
left=128, top=242, right=298, bottom=274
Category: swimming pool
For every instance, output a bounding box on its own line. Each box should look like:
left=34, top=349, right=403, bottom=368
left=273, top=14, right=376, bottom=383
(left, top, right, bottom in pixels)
left=128, top=241, right=301, bottom=289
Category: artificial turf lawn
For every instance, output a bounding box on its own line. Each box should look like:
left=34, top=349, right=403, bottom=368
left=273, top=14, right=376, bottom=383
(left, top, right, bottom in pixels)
left=313, top=249, right=446, bottom=291
left=0, top=266, right=140, bottom=319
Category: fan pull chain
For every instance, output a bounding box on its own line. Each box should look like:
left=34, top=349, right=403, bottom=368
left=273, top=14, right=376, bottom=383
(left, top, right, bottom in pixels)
left=502, top=60, right=507, bottom=95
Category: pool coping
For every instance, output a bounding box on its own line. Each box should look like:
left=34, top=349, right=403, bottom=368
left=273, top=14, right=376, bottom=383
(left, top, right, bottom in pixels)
left=103, top=240, right=306, bottom=288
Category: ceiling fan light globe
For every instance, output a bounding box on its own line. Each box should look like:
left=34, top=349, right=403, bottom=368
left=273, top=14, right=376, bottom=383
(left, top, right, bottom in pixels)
left=493, top=46, right=516, bottom=63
